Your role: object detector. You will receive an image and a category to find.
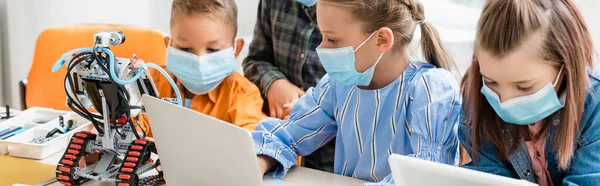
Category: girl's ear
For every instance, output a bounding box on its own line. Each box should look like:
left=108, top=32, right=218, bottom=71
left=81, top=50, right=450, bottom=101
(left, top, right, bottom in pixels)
left=376, top=27, right=395, bottom=53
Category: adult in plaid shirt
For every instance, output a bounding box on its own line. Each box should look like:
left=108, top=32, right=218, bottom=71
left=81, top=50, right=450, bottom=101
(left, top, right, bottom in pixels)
left=243, top=0, right=334, bottom=173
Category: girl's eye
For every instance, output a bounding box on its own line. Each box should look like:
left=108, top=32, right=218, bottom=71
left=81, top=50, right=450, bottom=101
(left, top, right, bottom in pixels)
left=517, top=86, right=533, bottom=92
left=484, top=81, right=497, bottom=85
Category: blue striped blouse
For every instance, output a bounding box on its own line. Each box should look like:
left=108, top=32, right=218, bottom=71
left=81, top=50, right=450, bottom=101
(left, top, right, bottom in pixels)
left=252, top=62, right=462, bottom=185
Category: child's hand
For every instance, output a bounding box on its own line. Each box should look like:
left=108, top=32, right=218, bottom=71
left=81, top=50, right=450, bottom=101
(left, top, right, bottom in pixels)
left=282, top=98, right=299, bottom=120
left=257, top=155, right=277, bottom=175
left=267, top=79, right=305, bottom=119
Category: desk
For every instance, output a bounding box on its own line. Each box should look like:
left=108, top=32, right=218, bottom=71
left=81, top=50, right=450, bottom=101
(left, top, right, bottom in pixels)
left=13, top=150, right=367, bottom=186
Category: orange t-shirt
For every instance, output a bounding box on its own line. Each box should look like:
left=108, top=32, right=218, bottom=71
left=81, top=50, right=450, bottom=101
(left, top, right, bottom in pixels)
left=135, top=67, right=266, bottom=137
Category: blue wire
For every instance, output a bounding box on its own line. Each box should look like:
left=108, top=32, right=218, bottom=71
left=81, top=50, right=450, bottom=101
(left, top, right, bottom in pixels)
left=103, top=48, right=145, bottom=85
left=145, top=63, right=183, bottom=107
left=52, top=48, right=94, bottom=72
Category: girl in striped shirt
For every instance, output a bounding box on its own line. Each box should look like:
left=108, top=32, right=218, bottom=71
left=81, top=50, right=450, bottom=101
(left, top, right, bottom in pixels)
left=253, top=0, right=461, bottom=185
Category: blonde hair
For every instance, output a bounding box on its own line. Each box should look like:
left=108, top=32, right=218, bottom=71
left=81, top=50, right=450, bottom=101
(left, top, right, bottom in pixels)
left=320, top=0, right=456, bottom=72
left=170, top=0, right=238, bottom=36
left=462, top=0, right=594, bottom=170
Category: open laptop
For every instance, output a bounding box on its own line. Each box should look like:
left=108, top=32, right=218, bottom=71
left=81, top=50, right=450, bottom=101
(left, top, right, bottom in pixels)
left=388, top=154, right=537, bottom=186
left=142, top=95, right=289, bottom=186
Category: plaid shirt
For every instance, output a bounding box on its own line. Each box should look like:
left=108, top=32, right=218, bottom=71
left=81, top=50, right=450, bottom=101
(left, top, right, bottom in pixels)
left=242, top=0, right=325, bottom=96
left=242, top=0, right=333, bottom=173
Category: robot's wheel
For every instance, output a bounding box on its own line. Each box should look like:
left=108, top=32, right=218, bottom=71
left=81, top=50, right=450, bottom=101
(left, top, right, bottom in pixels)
left=115, top=138, right=164, bottom=186
left=56, top=131, right=96, bottom=186
left=138, top=174, right=166, bottom=186
left=117, top=173, right=139, bottom=186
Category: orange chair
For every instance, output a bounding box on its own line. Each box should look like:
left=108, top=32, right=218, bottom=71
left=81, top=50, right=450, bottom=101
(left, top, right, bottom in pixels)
left=21, top=24, right=167, bottom=110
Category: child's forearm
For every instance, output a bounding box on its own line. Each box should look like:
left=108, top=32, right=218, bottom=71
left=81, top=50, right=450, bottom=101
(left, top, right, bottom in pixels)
left=258, top=155, right=278, bottom=174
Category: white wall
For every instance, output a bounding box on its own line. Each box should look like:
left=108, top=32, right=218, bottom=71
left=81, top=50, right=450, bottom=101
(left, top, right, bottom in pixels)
left=0, top=0, right=5, bottom=105
left=578, top=0, right=600, bottom=52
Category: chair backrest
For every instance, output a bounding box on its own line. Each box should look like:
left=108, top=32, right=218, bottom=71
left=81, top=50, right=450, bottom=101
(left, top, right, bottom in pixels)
left=26, top=24, right=167, bottom=110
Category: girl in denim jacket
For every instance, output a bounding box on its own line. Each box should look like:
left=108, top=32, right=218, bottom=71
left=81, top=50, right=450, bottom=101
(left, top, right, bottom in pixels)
left=459, top=0, right=600, bottom=185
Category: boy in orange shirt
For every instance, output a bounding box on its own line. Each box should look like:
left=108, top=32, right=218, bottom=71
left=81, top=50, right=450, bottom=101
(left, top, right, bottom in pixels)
left=136, top=0, right=266, bottom=135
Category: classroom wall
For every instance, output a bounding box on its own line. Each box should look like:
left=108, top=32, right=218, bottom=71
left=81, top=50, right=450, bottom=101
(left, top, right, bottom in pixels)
left=578, top=0, right=600, bottom=53
left=0, top=0, right=5, bottom=104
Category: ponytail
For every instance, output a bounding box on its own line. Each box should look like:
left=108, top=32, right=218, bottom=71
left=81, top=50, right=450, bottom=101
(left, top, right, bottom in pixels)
left=404, top=0, right=457, bottom=72
left=420, top=22, right=456, bottom=72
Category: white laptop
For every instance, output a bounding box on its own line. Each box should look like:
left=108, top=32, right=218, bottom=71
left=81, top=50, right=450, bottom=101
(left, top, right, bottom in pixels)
left=142, top=95, right=290, bottom=186
left=388, top=154, right=537, bottom=186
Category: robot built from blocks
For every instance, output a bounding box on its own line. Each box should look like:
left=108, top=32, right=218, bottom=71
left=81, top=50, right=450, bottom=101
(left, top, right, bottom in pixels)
left=52, top=31, right=180, bottom=186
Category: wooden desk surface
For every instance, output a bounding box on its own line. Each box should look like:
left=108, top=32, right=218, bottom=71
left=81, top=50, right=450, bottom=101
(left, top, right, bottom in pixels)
left=0, top=155, right=57, bottom=186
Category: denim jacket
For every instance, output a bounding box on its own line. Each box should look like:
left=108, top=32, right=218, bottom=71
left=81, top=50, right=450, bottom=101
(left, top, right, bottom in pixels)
left=459, top=68, right=600, bottom=186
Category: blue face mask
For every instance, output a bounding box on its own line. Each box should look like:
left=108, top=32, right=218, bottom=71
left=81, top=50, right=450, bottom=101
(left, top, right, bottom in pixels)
left=481, top=65, right=565, bottom=125
left=296, top=0, right=317, bottom=6
left=316, top=31, right=384, bottom=86
left=166, top=47, right=236, bottom=94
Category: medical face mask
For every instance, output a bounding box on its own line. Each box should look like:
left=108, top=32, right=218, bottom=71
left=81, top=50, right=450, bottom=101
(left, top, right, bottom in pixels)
left=166, top=47, right=237, bottom=94
left=480, top=65, right=565, bottom=125
left=316, top=31, right=385, bottom=86
left=296, top=0, right=317, bottom=6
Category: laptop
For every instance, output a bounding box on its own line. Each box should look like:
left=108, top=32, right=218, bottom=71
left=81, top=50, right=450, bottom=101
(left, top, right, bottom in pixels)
left=142, top=95, right=290, bottom=186
left=388, top=154, right=537, bottom=186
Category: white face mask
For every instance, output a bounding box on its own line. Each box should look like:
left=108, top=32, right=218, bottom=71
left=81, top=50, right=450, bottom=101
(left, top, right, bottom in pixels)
left=481, top=65, right=565, bottom=125
left=316, top=31, right=385, bottom=86
left=166, top=47, right=237, bottom=94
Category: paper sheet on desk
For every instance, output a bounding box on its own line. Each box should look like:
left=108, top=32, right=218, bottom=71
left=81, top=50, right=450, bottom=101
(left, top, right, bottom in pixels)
left=0, top=155, right=56, bottom=186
